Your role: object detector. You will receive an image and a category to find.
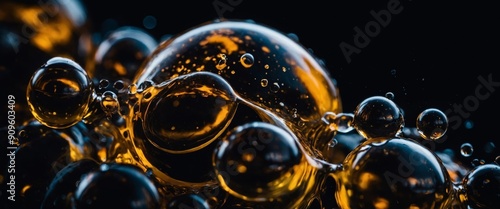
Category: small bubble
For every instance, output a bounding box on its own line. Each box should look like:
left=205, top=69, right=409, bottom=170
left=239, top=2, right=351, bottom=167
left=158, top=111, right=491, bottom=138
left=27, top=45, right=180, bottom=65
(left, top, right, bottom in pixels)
left=260, top=79, right=269, bottom=87
left=460, top=143, right=474, bottom=157
left=216, top=53, right=227, bottom=70
left=471, top=159, right=485, bottom=167
left=240, top=53, right=254, bottom=68
left=385, top=92, right=395, bottom=100
left=328, top=138, right=338, bottom=148
left=495, top=156, right=500, bottom=165
left=113, top=80, right=125, bottom=90
left=99, top=79, right=110, bottom=89
left=416, top=108, right=448, bottom=141
left=100, top=91, right=119, bottom=116
left=352, top=96, right=404, bottom=139
left=390, top=69, right=397, bottom=76
left=271, top=82, right=280, bottom=93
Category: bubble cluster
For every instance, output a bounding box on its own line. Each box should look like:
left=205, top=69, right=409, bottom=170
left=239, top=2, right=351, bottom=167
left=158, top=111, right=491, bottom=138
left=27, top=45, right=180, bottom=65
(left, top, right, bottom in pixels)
left=6, top=16, right=497, bottom=209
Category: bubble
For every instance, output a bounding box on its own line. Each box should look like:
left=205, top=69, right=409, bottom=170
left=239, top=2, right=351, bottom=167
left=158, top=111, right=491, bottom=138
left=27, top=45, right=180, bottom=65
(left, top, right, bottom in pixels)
left=260, top=79, right=269, bottom=87
left=72, top=163, right=161, bottom=209
left=352, top=96, right=404, bottom=139
left=113, top=80, right=126, bottom=91
left=416, top=108, right=448, bottom=141
left=134, top=19, right=342, bottom=137
left=495, top=156, right=500, bottom=165
left=385, top=91, right=395, bottom=100
left=12, top=120, right=96, bottom=209
left=88, top=26, right=158, bottom=82
left=334, top=137, right=453, bottom=209
left=239, top=53, right=255, bottom=68
left=27, top=57, right=95, bottom=129
left=142, top=71, right=238, bottom=153
left=41, top=159, right=99, bottom=209
left=100, top=91, right=119, bottom=116
left=471, top=158, right=485, bottom=167
left=461, top=163, right=500, bottom=209
left=460, top=143, right=474, bottom=157
left=214, top=121, right=322, bottom=207
left=99, top=79, right=110, bottom=89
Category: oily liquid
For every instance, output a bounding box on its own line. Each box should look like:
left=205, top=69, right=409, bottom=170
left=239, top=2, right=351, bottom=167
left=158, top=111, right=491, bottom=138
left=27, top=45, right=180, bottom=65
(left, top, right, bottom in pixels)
left=18, top=18, right=500, bottom=209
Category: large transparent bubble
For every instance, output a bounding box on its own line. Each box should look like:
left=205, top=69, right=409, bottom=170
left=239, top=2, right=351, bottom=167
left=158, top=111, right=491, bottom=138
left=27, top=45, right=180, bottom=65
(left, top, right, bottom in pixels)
left=133, top=19, right=342, bottom=136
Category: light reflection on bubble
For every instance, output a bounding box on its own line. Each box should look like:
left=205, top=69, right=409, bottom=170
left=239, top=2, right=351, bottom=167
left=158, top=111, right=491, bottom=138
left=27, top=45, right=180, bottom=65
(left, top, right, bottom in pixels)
left=461, top=143, right=474, bottom=157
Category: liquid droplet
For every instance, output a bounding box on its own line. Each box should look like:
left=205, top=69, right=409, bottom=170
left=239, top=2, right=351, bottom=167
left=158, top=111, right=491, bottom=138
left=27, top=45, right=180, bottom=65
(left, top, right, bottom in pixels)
left=214, top=121, right=321, bottom=208
left=27, top=57, right=94, bottom=129
left=335, top=137, right=453, bottom=209
left=240, top=53, right=254, bottom=68
left=271, top=82, right=280, bottom=93
left=461, top=163, right=500, bottom=209
left=385, top=92, right=395, bottom=100
left=460, top=143, right=474, bottom=157
left=352, top=96, right=404, bottom=139
left=260, top=79, right=268, bottom=87
left=416, top=108, right=448, bottom=141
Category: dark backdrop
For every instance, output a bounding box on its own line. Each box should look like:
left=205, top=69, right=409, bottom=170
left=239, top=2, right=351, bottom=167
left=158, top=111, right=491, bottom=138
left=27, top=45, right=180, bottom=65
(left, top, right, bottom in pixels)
left=82, top=0, right=499, bottom=167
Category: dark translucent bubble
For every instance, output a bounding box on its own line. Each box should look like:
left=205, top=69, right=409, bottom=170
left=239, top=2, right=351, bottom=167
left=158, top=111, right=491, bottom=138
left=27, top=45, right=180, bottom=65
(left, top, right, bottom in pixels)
left=27, top=57, right=94, bottom=129
left=352, top=96, right=404, bottom=139
left=239, top=53, right=255, bottom=68
left=416, top=108, right=448, bottom=141
left=72, top=163, right=160, bottom=209
left=12, top=121, right=96, bottom=209
left=335, top=137, right=454, bottom=209
left=385, top=91, right=395, bottom=100
left=461, top=163, right=500, bottom=209
left=142, top=71, right=238, bottom=153
left=133, top=19, right=342, bottom=134
left=41, top=159, right=99, bottom=209
left=461, top=143, right=474, bottom=157
left=89, top=26, right=158, bottom=83
left=214, top=122, right=318, bottom=203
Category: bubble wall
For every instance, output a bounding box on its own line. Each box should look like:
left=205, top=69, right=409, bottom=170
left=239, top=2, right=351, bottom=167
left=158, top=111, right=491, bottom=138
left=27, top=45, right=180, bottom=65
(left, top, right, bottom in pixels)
left=2, top=1, right=499, bottom=209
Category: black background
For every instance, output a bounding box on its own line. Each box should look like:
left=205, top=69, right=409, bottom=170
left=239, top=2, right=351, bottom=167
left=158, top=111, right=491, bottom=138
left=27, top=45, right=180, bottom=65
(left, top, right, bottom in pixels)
left=81, top=0, right=499, bottom=167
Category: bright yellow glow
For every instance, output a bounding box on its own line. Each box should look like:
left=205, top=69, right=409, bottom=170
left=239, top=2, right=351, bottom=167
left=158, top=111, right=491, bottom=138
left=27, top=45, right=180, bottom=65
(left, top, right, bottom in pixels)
left=358, top=172, right=378, bottom=190
left=17, top=7, right=73, bottom=54
left=373, top=197, right=389, bottom=209
left=200, top=34, right=239, bottom=54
